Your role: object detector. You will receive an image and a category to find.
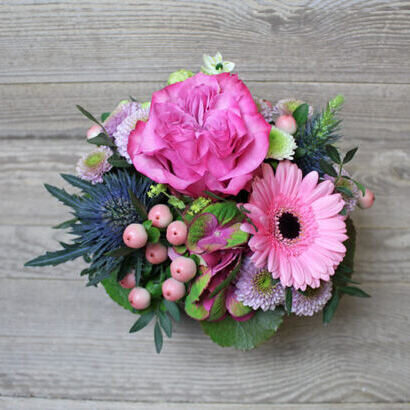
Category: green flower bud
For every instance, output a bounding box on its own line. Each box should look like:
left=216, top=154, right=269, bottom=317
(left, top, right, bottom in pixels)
left=167, top=69, right=194, bottom=85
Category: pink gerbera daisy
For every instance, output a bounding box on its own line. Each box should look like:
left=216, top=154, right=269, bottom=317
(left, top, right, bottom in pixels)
left=243, top=161, right=347, bottom=290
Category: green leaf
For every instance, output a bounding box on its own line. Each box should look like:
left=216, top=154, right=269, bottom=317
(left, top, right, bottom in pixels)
left=129, top=311, right=155, bottom=333
left=88, top=133, right=116, bottom=147
left=154, top=321, right=163, bottom=353
left=162, top=300, right=181, bottom=322
left=53, top=218, right=78, bottom=229
left=143, top=220, right=153, bottom=230
left=200, top=309, right=284, bottom=350
left=343, top=147, right=358, bottom=164
left=134, top=258, right=142, bottom=287
left=185, top=272, right=212, bottom=320
left=334, top=272, right=360, bottom=285
left=339, top=286, right=370, bottom=298
left=108, top=157, right=131, bottom=168
left=44, top=184, right=79, bottom=208
left=285, top=287, right=292, bottom=314
left=60, top=174, right=94, bottom=192
left=105, top=246, right=135, bottom=257
left=147, top=226, right=160, bottom=243
left=353, top=179, right=366, bottom=196
left=319, top=159, right=337, bottom=177
left=25, top=245, right=90, bottom=267
left=225, top=226, right=249, bottom=248
left=209, top=257, right=241, bottom=298
left=336, top=186, right=354, bottom=198
left=186, top=213, right=215, bottom=253
left=325, top=145, right=341, bottom=164
left=128, top=188, right=148, bottom=220
left=203, top=190, right=226, bottom=202
left=158, top=311, right=173, bottom=337
left=323, top=289, right=340, bottom=324
left=76, top=104, right=103, bottom=126
left=102, top=273, right=134, bottom=312
left=203, top=201, right=241, bottom=225
left=101, top=112, right=110, bottom=122
left=292, top=103, right=309, bottom=127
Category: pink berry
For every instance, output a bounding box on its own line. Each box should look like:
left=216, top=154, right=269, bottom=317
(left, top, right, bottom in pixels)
left=148, top=204, right=173, bottom=228
left=123, top=223, right=148, bottom=249
left=128, top=287, right=151, bottom=310
left=145, top=243, right=168, bottom=264
left=358, top=188, right=375, bottom=209
left=275, top=115, right=297, bottom=134
left=119, top=271, right=136, bottom=289
left=86, top=124, right=102, bottom=140
left=162, top=278, right=186, bottom=301
left=166, top=220, right=188, bottom=245
left=170, top=256, right=197, bottom=282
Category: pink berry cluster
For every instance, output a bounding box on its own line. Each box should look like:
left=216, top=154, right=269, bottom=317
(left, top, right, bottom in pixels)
left=120, top=203, right=197, bottom=310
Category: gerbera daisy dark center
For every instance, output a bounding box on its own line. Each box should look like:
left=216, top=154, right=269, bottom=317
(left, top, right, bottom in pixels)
left=278, top=212, right=301, bottom=239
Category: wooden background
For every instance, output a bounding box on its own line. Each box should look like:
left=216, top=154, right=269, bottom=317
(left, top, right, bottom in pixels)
left=1, top=1, right=409, bottom=409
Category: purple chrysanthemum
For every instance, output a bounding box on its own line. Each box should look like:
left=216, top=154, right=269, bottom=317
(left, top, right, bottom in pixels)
left=76, top=146, right=113, bottom=184
left=235, top=257, right=285, bottom=311
left=291, top=280, right=333, bottom=316
left=324, top=167, right=359, bottom=215
left=104, top=101, right=141, bottom=137
left=113, top=106, right=150, bottom=163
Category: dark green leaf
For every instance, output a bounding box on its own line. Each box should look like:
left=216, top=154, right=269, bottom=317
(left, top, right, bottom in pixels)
left=319, top=160, right=338, bottom=177
left=209, top=257, right=242, bottom=298
left=154, top=321, right=163, bottom=353
left=203, top=190, right=226, bottom=201
left=285, top=287, right=293, bottom=314
left=353, top=179, right=366, bottom=196
left=53, top=218, right=78, bottom=229
left=294, top=147, right=306, bottom=158
left=105, top=246, right=135, bottom=257
left=343, top=147, right=358, bottom=164
left=44, top=184, right=79, bottom=208
left=76, top=104, right=102, bottom=126
left=162, top=300, right=181, bottom=322
left=339, top=286, right=371, bottom=298
left=101, top=112, right=110, bottom=122
left=323, top=290, right=340, bottom=324
left=25, top=245, right=90, bottom=267
left=158, top=311, right=173, bottom=337
left=86, top=270, right=112, bottom=286
left=339, top=207, right=348, bottom=216
left=336, top=186, right=354, bottom=198
left=108, top=157, right=131, bottom=168
left=129, top=311, right=155, bottom=333
left=325, top=145, right=341, bottom=164
left=147, top=227, right=160, bottom=243
left=102, top=273, right=134, bottom=312
left=88, top=133, right=116, bottom=147
left=334, top=272, right=360, bottom=285
left=292, top=103, right=309, bottom=127
left=143, top=220, right=153, bottom=230
left=60, top=174, right=94, bottom=192
left=128, top=188, right=148, bottom=220
left=134, top=258, right=142, bottom=287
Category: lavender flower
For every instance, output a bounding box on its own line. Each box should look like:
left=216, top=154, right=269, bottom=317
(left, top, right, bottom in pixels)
left=235, top=257, right=285, bottom=311
left=254, top=97, right=274, bottom=123
left=291, top=281, right=333, bottom=316
left=104, top=101, right=141, bottom=137
left=76, top=146, right=113, bottom=184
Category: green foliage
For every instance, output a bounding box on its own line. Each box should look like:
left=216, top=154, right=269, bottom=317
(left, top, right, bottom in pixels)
left=88, top=133, right=116, bottom=148
left=102, top=273, right=134, bottom=312
left=201, top=309, right=284, bottom=350
left=25, top=244, right=90, bottom=267
left=162, top=300, right=181, bottom=322
left=209, top=257, right=241, bottom=298
left=129, top=311, right=155, bottom=332
left=154, top=321, right=163, bottom=353
left=44, top=184, right=80, bottom=208
left=185, top=273, right=212, bottom=320
left=285, top=287, right=292, bottom=315
left=292, top=103, right=309, bottom=127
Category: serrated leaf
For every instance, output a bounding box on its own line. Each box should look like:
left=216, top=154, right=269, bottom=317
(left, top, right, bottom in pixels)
left=88, top=133, right=116, bottom=147
left=325, top=145, right=341, bottom=164
left=339, top=286, right=370, bottom=298
left=319, top=160, right=338, bottom=177
left=86, top=270, right=112, bottom=286
left=25, top=245, right=90, bottom=267
left=158, top=311, right=173, bottom=337
left=343, top=147, right=358, bottom=164
left=128, top=188, right=148, bottom=220
left=60, top=174, right=94, bottom=192
left=285, top=287, right=292, bottom=314
left=129, top=311, right=155, bottom=333
left=292, top=103, right=309, bottom=127
left=53, top=218, right=78, bottom=229
left=163, top=300, right=181, bottom=322
left=201, top=309, right=284, bottom=350
left=323, top=289, right=340, bottom=324
left=44, top=184, right=80, bottom=208
left=154, top=321, right=163, bottom=353
left=336, top=186, right=354, bottom=198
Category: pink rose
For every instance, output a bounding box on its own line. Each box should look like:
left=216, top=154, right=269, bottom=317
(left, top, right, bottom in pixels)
left=128, top=73, right=270, bottom=197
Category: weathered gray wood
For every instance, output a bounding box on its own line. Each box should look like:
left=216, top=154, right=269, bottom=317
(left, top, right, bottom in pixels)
left=1, top=139, right=408, bottom=229
left=1, top=81, right=410, bottom=140
left=0, top=278, right=409, bottom=403
left=1, top=397, right=408, bottom=410
left=1, top=1, right=410, bottom=84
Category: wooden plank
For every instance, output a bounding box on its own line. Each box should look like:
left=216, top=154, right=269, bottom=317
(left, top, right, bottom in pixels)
left=0, top=278, right=409, bottom=403
left=0, top=397, right=408, bottom=410
left=1, top=1, right=410, bottom=84
left=7, top=224, right=409, bottom=283
left=0, top=139, right=408, bottom=230
left=1, top=81, right=409, bottom=140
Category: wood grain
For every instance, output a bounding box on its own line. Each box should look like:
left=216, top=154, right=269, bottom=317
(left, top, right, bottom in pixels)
left=1, top=81, right=410, bottom=140
left=1, top=1, right=410, bottom=84
left=0, top=277, right=409, bottom=404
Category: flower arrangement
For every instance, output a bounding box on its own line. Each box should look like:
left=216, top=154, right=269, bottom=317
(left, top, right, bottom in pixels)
left=26, top=53, right=375, bottom=352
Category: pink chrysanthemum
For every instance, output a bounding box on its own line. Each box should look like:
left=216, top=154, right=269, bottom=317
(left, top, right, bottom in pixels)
left=291, top=280, right=333, bottom=316
left=76, top=146, right=113, bottom=184
left=235, top=256, right=285, bottom=311
left=243, top=161, right=347, bottom=290
left=104, top=101, right=141, bottom=137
